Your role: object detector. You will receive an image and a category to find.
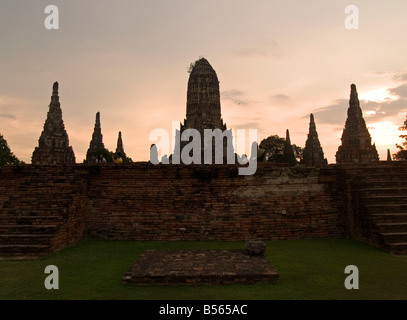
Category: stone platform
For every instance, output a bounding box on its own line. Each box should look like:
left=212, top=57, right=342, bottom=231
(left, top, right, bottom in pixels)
left=122, top=249, right=279, bottom=285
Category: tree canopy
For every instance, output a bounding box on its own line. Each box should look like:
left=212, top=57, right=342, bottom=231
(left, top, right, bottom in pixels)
left=0, top=134, right=23, bottom=167
left=394, top=116, right=407, bottom=160
left=259, top=134, right=303, bottom=163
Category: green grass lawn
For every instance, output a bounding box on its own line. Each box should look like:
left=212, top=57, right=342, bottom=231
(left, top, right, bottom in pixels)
left=0, top=238, right=406, bottom=300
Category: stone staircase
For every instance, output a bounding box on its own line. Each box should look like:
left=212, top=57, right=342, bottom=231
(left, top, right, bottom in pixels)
left=0, top=166, right=86, bottom=260
left=350, top=164, right=407, bottom=255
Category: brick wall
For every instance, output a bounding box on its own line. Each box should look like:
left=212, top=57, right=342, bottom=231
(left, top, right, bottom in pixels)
left=0, top=162, right=357, bottom=255
left=85, top=163, right=348, bottom=241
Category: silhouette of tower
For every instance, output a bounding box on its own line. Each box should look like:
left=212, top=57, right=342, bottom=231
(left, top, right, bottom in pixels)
left=303, top=114, right=327, bottom=167
left=282, top=129, right=297, bottom=166
left=86, top=112, right=105, bottom=163
left=116, top=131, right=125, bottom=156
left=387, top=149, right=392, bottom=162
left=32, top=82, right=75, bottom=165
left=173, top=58, right=233, bottom=164
left=336, top=84, right=379, bottom=163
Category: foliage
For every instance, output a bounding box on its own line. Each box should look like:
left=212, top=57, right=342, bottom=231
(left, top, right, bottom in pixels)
left=394, top=115, right=407, bottom=160
left=87, top=148, right=114, bottom=163
left=259, top=135, right=303, bottom=163
left=87, top=148, right=133, bottom=164
left=0, top=134, right=23, bottom=167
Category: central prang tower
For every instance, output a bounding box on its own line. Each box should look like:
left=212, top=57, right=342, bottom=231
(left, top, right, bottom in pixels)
left=183, top=58, right=227, bottom=133
left=174, top=58, right=232, bottom=163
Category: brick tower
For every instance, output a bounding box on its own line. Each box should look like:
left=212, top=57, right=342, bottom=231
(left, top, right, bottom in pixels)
left=32, top=82, right=76, bottom=165
left=116, top=131, right=125, bottom=156
left=86, top=112, right=105, bottom=163
left=173, top=58, right=233, bottom=163
left=336, top=84, right=379, bottom=163
left=303, top=114, right=327, bottom=167
left=282, top=129, right=297, bottom=166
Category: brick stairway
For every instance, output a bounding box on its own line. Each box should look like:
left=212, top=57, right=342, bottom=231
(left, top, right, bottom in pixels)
left=0, top=166, right=86, bottom=260
left=349, top=163, right=407, bottom=255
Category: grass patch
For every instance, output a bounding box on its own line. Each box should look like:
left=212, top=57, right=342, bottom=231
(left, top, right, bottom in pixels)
left=0, top=238, right=406, bottom=300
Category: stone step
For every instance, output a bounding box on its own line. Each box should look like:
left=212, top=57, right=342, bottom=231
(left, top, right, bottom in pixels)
left=375, top=222, right=407, bottom=233
left=0, top=215, right=64, bottom=223
left=0, top=224, right=59, bottom=234
left=364, top=204, right=407, bottom=214
left=0, top=234, right=54, bottom=245
left=0, top=244, right=51, bottom=255
left=387, top=242, right=407, bottom=255
left=355, top=181, right=407, bottom=189
left=379, top=232, right=407, bottom=243
left=0, top=254, right=41, bottom=261
left=357, top=187, right=407, bottom=196
left=360, top=195, right=407, bottom=205
left=370, top=213, right=407, bottom=223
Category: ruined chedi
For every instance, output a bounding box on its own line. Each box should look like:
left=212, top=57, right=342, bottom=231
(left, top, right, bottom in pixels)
left=173, top=58, right=233, bottom=163
left=336, top=84, right=379, bottom=163
left=303, top=114, right=328, bottom=167
left=86, top=112, right=105, bottom=163
left=116, top=131, right=125, bottom=156
left=32, top=82, right=76, bottom=165
left=282, top=129, right=297, bottom=166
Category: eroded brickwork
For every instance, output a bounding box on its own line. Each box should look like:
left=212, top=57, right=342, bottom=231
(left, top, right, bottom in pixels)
left=1, top=162, right=406, bottom=258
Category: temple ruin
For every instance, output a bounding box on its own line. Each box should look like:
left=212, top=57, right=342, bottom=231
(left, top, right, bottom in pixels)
left=173, top=58, right=233, bottom=163
left=86, top=112, right=105, bottom=163
left=116, top=131, right=125, bottom=156
left=336, top=84, right=379, bottom=163
left=1, top=62, right=406, bottom=260
left=303, top=114, right=328, bottom=167
left=32, top=82, right=76, bottom=165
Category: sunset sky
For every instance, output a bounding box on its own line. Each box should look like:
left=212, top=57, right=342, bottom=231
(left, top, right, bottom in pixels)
left=1, top=0, right=406, bottom=163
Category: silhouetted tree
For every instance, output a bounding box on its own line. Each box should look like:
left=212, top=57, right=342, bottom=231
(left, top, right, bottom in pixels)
left=0, top=134, right=23, bottom=167
left=87, top=148, right=113, bottom=163
left=394, top=115, right=407, bottom=160
left=259, top=134, right=303, bottom=163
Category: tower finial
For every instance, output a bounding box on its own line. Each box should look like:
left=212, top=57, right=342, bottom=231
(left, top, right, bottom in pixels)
left=350, top=84, right=359, bottom=107
left=387, top=149, right=392, bottom=162
left=116, top=131, right=125, bottom=155
left=310, top=113, right=316, bottom=130
left=53, top=82, right=59, bottom=94
left=286, top=129, right=291, bottom=144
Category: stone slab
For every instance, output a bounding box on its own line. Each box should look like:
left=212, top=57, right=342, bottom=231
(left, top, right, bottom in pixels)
left=122, top=249, right=279, bottom=285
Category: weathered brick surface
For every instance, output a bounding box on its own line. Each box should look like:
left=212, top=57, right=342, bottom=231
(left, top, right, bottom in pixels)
left=0, top=165, right=87, bottom=257
left=85, top=163, right=347, bottom=241
left=1, top=161, right=406, bottom=257
left=122, top=249, right=279, bottom=285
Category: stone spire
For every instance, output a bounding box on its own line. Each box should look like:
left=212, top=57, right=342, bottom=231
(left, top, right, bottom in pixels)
left=116, top=131, right=125, bottom=156
left=387, top=149, right=392, bottom=162
left=303, top=114, right=327, bottom=167
left=174, top=58, right=233, bottom=163
left=32, top=82, right=76, bottom=165
left=282, top=129, right=297, bottom=166
left=336, top=84, right=379, bottom=163
left=86, top=112, right=105, bottom=163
